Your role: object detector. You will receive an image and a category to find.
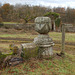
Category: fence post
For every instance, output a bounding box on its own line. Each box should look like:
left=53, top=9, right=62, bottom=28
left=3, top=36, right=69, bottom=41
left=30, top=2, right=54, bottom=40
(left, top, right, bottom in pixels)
left=61, top=24, right=65, bottom=55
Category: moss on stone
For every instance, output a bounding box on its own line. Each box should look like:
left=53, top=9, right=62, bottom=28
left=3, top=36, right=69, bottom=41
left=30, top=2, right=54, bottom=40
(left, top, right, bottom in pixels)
left=21, top=46, right=39, bottom=59
left=9, top=44, right=18, bottom=55
left=0, top=52, right=13, bottom=64
left=9, top=44, right=15, bottom=50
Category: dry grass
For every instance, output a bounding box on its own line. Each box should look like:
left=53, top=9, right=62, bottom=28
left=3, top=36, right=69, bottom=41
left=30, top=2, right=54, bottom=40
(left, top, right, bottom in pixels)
left=0, top=29, right=75, bottom=75
left=0, top=29, right=75, bottom=42
left=0, top=54, right=75, bottom=75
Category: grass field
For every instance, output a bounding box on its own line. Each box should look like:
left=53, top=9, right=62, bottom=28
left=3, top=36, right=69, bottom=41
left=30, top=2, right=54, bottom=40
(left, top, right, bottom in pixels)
left=0, top=54, right=75, bottom=75
left=0, top=30, right=75, bottom=75
left=3, top=22, right=18, bottom=24
left=0, top=32, right=75, bottom=42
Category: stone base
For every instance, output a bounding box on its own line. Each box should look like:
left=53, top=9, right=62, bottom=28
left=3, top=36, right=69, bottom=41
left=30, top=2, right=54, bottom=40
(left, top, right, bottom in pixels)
left=42, top=46, right=53, bottom=56
left=38, top=45, right=54, bottom=57
left=34, top=34, right=54, bottom=56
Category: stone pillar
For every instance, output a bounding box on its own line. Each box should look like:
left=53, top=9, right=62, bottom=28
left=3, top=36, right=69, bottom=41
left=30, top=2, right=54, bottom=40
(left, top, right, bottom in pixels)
left=34, top=17, right=54, bottom=57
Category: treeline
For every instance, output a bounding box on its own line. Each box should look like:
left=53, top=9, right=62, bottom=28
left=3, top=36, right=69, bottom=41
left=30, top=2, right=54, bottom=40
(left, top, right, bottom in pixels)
left=0, top=3, right=51, bottom=23
left=0, top=3, right=75, bottom=25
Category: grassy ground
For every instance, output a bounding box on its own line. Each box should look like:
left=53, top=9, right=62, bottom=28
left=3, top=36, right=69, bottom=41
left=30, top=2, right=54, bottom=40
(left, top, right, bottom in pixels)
left=3, top=22, right=18, bottom=24
left=0, top=29, right=75, bottom=75
left=0, top=33, right=36, bottom=39
left=0, top=54, right=75, bottom=75
left=0, top=32, right=75, bottom=42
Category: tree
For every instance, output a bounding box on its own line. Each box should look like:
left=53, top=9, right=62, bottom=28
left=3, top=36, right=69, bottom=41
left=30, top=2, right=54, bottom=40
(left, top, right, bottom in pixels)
left=66, top=7, right=75, bottom=25
left=55, top=18, right=61, bottom=27
left=44, top=12, right=60, bottom=31
left=1, top=3, right=11, bottom=21
left=0, top=14, right=3, bottom=23
left=0, top=14, right=3, bottom=27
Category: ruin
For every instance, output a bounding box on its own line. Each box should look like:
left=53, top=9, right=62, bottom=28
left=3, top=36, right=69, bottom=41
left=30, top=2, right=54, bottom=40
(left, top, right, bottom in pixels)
left=34, top=17, right=54, bottom=57
left=2, top=17, right=55, bottom=66
left=21, top=17, right=54, bottom=58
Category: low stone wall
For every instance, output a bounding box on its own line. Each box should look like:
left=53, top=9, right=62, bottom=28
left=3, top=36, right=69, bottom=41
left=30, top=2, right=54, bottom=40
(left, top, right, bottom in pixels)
left=1, top=23, right=75, bottom=32
left=65, top=26, right=75, bottom=32
left=23, top=23, right=35, bottom=30
left=0, top=23, right=35, bottom=30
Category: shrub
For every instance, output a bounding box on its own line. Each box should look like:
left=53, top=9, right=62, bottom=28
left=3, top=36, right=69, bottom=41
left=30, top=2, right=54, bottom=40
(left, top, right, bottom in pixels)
left=0, top=14, right=3, bottom=27
left=0, top=16, right=3, bottom=23
left=55, top=18, right=61, bottom=27
left=44, top=12, right=59, bottom=19
left=18, top=19, right=25, bottom=24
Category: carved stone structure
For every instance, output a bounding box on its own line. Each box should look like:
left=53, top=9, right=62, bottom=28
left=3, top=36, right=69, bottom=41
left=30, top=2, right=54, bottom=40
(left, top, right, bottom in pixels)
left=20, top=17, right=54, bottom=59
left=21, top=43, right=39, bottom=59
left=34, top=17, right=54, bottom=57
left=35, top=17, right=52, bottom=34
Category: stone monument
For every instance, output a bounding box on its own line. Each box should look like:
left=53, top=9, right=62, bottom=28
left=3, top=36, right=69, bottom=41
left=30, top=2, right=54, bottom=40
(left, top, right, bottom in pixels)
left=21, top=17, right=54, bottom=59
left=34, top=17, right=54, bottom=57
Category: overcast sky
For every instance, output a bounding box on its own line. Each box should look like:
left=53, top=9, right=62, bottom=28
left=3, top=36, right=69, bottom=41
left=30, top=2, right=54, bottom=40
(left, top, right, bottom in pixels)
left=0, top=0, right=75, bottom=8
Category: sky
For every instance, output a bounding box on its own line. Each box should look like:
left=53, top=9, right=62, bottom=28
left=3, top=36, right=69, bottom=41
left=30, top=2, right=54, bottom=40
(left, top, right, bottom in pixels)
left=0, top=0, right=75, bottom=8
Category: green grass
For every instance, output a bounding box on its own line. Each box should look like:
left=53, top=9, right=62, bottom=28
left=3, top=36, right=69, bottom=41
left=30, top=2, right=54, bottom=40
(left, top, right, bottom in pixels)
left=0, top=54, right=75, bottom=75
left=3, top=22, right=34, bottom=24
left=0, top=32, right=75, bottom=75
left=0, top=39, right=31, bottom=43
left=49, top=32, right=75, bottom=42
left=0, top=33, right=37, bottom=39
left=0, top=32, right=75, bottom=42
left=3, top=22, right=18, bottom=24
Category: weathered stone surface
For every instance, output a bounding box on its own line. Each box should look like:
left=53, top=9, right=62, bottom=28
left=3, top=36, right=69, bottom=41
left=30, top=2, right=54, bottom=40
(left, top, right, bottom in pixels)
left=21, top=43, right=39, bottom=59
left=35, top=17, right=52, bottom=34
left=42, top=47, right=53, bottom=56
left=9, top=44, right=19, bottom=55
left=20, top=17, right=54, bottom=59
left=65, top=26, right=75, bottom=32
left=34, top=17, right=54, bottom=57
left=34, top=34, right=54, bottom=56
left=34, top=34, right=53, bottom=45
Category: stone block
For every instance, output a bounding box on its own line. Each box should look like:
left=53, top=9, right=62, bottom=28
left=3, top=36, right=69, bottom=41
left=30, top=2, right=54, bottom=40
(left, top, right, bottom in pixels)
left=21, top=43, right=39, bottom=59
left=35, top=17, right=52, bottom=34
